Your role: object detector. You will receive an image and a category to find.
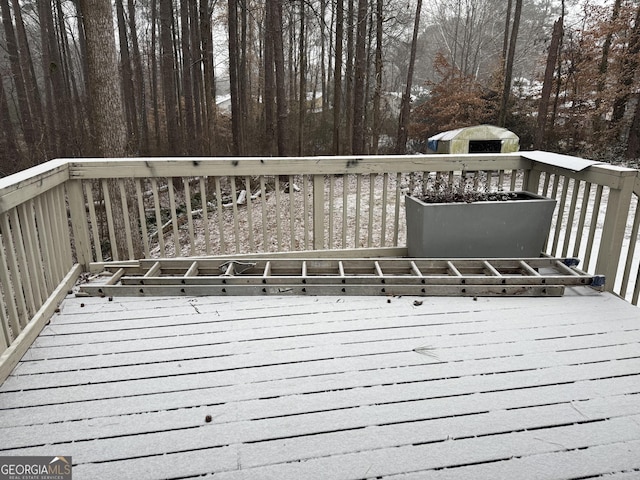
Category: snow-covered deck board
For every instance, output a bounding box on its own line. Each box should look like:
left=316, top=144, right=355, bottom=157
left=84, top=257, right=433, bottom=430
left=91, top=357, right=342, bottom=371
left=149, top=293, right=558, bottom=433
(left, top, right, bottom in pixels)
left=1, top=290, right=640, bottom=479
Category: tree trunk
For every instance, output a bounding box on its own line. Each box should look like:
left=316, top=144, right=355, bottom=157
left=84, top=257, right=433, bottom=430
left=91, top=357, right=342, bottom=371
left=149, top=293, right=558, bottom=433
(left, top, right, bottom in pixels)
left=371, top=0, right=383, bottom=154
left=181, top=0, right=195, bottom=154
left=37, top=1, right=58, bottom=157
left=264, top=0, right=276, bottom=156
left=80, top=0, right=143, bottom=260
left=115, top=0, right=138, bottom=151
left=332, top=0, right=344, bottom=155
left=189, top=0, right=203, bottom=151
left=498, top=0, right=522, bottom=127
left=273, top=0, right=289, bottom=156
left=151, top=0, right=161, bottom=150
left=502, top=0, right=512, bottom=65
left=129, top=0, right=149, bottom=154
left=160, top=0, right=180, bottom=152
left=351, top=0, right=367, bottom=155
left=44, top=0, right=71, bottom=155
left=0, top=71, right=22, bottom=172
left=55, top=0, right=82, bottom=154
left=395, top=0, right=422, bottom=154
left=297, top=0, right=306, bottom=156
left=534, top=16, right=562, bottom=150
left=228, top=0, right=244, bottom=155
left=1, top=0, right=34, bottom=155
left=12, top=0, right=45, bottom=160
left=200, top=0, right=217, bottom=154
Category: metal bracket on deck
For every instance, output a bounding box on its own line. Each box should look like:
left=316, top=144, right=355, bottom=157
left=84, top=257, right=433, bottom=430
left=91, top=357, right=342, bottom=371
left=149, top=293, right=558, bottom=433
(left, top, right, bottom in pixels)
left=78, top=257, right=606, bottom=299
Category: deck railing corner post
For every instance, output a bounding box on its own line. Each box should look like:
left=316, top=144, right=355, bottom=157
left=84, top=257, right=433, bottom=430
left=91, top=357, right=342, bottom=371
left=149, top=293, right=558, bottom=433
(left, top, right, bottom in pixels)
left=595, top=171, right=635, bottom=292
left=524, top=162, right=542, bottom=194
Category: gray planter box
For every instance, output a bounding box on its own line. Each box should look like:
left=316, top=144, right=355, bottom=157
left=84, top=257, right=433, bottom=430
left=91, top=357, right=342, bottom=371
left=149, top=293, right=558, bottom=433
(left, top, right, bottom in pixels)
left=405, top=191, right=556, bottom=258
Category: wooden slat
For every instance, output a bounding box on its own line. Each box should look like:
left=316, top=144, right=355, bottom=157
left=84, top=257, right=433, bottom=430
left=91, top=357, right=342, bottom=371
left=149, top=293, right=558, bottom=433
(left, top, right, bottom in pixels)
left=9, top=209, right=35, bottom=317
left=394, top=172, right=401, bottom=246
left=573, top=181, right=591, bottom=257
left=134, top=179, right=150, bottom=258
left=245, top=176, right=254, bottom=252
left=381, top=173, right=389, bottom=247
left=17, top=329, right=639, bottom=391
left=118, top=179, right=135, bottom=259
left=620, top=197, right=640, bottom=299
left=45, top=189, right=65, bottom=283
left=167, top=179, right=180, bottom=256
left=84, top=181, right=103, bottom=262
left=0, top=230, right=20, bottom=338
left=289, top=175, right=295, bottom=249
left=354, top=174, right=362, bottom=246
left=150, top=178, right=165, bottom=256
left=328, top=175, right=335, bottom=248
left=229, top=176, right=240, bottom=254
left=199, top=177, right=211, bottom=255
left=563, top=178, right=581, bottom=257
left=35, top=303, right=637, bottom=358
left=17, top=202, right=45, bottom=307
left=584, top=184, right=604, bottom=271
left=1, top=213, right=28, bottom=327
left=55, top=185, right=73, bottom=270
left=183, top=178, right=195, bottom=256
left=32, top=197, right=54, bottom=292
left=342, top=174, right=348, bottom=248
left=32, top=295, right=634, bottom=355
left=275, top=176, right=282, bottom=250
left=259, top=176, right=268, bottom=252
left=552, top=176, right=570, bottom=255
left=214, top=176, right=225, bottom=254
left=303, top=175, right=309, bottom=249
left=101, top=180, right=119, bottom=261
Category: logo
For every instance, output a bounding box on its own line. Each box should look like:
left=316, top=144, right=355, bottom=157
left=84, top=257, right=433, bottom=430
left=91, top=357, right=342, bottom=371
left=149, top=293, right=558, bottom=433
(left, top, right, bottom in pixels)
left=0, top=457, right=71, bottom=480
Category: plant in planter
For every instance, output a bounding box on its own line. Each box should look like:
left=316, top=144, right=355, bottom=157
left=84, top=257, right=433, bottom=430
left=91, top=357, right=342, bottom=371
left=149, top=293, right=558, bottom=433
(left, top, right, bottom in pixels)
left=405, top=173, right=556, bottom=258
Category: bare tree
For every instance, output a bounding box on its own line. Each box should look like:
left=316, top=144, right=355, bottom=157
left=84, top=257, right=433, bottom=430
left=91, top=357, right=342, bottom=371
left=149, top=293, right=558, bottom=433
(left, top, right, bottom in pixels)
left=498, top=0, right=522, bottom=126
left=396, top=0, right=422, bottom=154
left=273, top=0, right=289, bottom=156
left=160, top=0, right=180, bottom=152
left=228, top=0, right=244, bottom=155
left=534, top=16, right=562, bottom=150
left=333, top=0, right=344, bottom=154
left=351, top=0, right=368, bottom=154
left=1, top=0, right=34, bottom=154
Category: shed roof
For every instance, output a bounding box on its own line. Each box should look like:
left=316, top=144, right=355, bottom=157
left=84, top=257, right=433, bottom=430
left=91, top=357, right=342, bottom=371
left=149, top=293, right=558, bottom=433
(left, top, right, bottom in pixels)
left=429, top=124, right=519, bottom=142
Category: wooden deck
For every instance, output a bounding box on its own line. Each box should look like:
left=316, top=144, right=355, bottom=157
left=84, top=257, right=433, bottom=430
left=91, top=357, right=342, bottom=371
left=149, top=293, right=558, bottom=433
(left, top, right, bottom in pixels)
left=1, top=288, right=640, bottom=479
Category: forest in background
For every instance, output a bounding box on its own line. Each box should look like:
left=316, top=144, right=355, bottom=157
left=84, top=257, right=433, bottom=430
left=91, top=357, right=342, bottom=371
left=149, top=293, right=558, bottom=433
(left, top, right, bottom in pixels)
left=0, top=0, right=639, bottom=177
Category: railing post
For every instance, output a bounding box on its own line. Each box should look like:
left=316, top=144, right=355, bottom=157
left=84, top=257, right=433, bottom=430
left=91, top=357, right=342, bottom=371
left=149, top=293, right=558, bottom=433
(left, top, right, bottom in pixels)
left=67, top=179, right=93, bottom=269
left=595, top=171, right=635, bottom=291
left=524, top=165, right=542, bottom=194
left=313, top=174, right=325, bottom=250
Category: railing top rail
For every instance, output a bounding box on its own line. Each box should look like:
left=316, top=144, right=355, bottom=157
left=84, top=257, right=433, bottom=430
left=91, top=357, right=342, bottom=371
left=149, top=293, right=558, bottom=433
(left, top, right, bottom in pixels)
left=0, top=159, right=69, bottom=214
left=0, top=153, right=637, bottom=213
left=66, top=153, right=528, bottom=178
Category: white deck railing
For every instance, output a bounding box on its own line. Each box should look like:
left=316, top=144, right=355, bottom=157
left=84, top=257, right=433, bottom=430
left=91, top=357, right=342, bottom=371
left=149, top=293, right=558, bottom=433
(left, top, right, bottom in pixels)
left=0, top=152, right=638, bottom=381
